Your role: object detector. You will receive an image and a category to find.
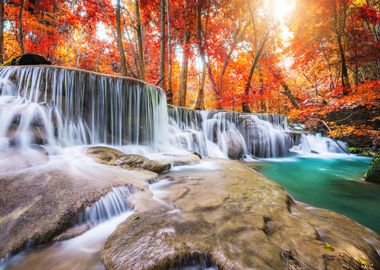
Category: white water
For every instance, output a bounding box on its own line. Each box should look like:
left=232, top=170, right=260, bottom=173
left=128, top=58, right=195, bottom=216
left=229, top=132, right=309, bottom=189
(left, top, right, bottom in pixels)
left=0, top=66, right=345, bottom=160
left=291, top=133, right=347, bottom=155
left=2, top=187, right=134, bottom=270
left=0, top=66, right=349, bottom=270
left=76, top=186, right=133, bottom=226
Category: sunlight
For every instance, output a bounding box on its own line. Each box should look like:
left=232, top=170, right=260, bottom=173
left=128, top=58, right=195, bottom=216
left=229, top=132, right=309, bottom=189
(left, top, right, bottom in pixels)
left=273, top=0, right=295, bottom=22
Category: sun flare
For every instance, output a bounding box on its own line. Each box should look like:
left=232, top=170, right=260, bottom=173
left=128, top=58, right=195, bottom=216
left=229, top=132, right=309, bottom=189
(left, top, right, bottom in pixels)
left=273, top=0, right=295, bottom=21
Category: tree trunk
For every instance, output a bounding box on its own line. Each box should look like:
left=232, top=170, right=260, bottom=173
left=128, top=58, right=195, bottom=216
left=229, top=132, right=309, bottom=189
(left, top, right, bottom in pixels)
left=258, top=65, right=265, bottom=112
left=116, top=0, right=128, bottom=76
left=269, top=68, right=300, bottom=108
left=215, top=22, right=248, bottom=108
left=337, top=34, right=350, bottom=90
left=195, top=0, right=207, bottom=110
left=166, top=0, right=173, bottom=104
left=135, top=0, right=145, bottom=80
left=178, top=0, right=190, bottom=107
left=333, top=0, right=350, bottom=92
left=0, top=0, right=4, bottom=63
left=18, top=0, right=26, bottom=54
left=241, top=32, right=268, bottom=113
left=159, top=0, right=165, bottom=89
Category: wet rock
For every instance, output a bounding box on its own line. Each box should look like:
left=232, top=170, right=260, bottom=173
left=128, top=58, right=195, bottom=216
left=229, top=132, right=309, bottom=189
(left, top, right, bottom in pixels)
left=115, top=154, right=147, bottom=167
left=103, top=159, right=380, bottom=270
left=365, top=155, right=380, bottom=184
left=0, top=152, right=155, bottom=258
left=147, top=152, right=201, bottom=166
left=223, top=130, right=244, bottom=159
left=85, top=146, right=125, bottom=165
left=3, top=119, right=49, bottom=147
left=53, top=224, right=91, bottom=242
left=142, top=160, right=171, bottom=174
left=86, top=146, right=171, bottom=173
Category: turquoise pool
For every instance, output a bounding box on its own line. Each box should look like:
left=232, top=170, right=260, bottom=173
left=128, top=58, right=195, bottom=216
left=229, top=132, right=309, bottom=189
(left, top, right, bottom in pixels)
left=253, top=154, right=380, bottom=234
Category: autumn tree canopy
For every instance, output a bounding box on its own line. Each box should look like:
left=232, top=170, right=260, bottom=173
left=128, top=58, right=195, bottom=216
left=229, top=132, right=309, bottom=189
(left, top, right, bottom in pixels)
left=1, top=0, right=379, bottom=115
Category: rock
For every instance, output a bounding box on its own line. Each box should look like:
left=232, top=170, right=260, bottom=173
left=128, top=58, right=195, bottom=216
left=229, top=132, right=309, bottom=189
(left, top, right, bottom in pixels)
left=146, top=152, right=201, bottom=166
left=85, top=146, right=171, bottom=173
left=223, top=130, right=245, bottom=159
left=3, top=54, right=51, bottom=66
left=53, top=224, right=91, bottom=242
left=347, top=147, right=374, bottom=157
left=7, top=123, right=48, bottom=146
left=141, top=160, right=171, bottom=174
left=103, top=159, right=380, bottom=270
left=115, top=154, right=147, bottom=167
left=0, top=151, right=156, bottom=258
left=85, top=146, right=125, bottom=165
left=365, top=155, right=380, bottom=184
left=325, top=107, right=380, bottom=152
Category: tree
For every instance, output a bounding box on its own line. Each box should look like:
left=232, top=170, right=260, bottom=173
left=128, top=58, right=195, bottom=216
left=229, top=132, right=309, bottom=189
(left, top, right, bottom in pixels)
left=116, top=0, right=128, bottom=76
left=178, top=0, right=191, bottom=107
left=135, top=0, right=145, bottom=80
left=18, top=0, right=26, bottom=54
left=332, top=0, right=350, bottom=90
left=0, top=0, right=4, bottom=63
left=159, top=0, right=165, bottom=89
left=166, top=0, right=173, bottom=104
left=194, top=0, right=208, bottom=110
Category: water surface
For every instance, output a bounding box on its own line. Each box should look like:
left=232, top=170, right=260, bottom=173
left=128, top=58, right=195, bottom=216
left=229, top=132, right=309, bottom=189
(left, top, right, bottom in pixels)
left=252, top=154, right=380, bottom=234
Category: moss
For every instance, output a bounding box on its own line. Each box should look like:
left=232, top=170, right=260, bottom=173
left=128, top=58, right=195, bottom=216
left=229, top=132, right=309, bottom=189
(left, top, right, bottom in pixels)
left=347, top=147, right=374, bottom=157
left=365, top=155, right=380, bottom=183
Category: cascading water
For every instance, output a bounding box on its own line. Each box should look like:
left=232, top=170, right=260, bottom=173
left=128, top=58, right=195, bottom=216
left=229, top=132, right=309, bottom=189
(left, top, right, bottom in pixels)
left=167, top=106, right=293, bottom=158
left=76, top=186, right=133, bottom=226
left=0, top=66, right=169, bottom=150
left=0, top=65, right=346, bottom=158
left=1, top=187, right=134, bottom=270
left=291, top=133, right=347, bottom=154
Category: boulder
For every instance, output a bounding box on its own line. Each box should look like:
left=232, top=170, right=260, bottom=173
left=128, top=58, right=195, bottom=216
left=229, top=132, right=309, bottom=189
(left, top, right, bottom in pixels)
left=0, top=151, right=156, bottom=259
left=142, top=160, right=171, bottom=174
left=223, top=130, right=245, bottom=159
left=85, top=146, right=125, bottom=165
left=3, top=54, right=51, bottom=66
left=146, top=152, right=201, bottom=166
left=85, top=146, right=171, bottom=174
left=365, top=155, right=380, bottom=184
left=103, top=159, right=380, bottom=270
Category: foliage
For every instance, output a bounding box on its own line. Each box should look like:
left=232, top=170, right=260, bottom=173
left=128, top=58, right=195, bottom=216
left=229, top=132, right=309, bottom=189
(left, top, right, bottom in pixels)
left=1, top=0, right=379, bottom=120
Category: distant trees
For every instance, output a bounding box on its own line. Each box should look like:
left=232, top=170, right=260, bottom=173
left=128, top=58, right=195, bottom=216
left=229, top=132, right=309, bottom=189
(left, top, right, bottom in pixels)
left=2, top=0, right=379, bottom=114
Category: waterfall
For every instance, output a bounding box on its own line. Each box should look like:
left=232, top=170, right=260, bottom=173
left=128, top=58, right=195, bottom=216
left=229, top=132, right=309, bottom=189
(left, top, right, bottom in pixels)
left=167, top=106, right=292, bottom=158
left=0, top=66, right=345, bottom=158
left=291, top=133, right=347, bottom=154
left=76, top=186, right=133, bottom=226
left=0, top=66, right=169, bottom=149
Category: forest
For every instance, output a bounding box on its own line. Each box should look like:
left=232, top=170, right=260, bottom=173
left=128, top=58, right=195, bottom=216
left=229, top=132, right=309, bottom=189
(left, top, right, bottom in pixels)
left=1, top=1, right=379, bottom=137
left=0, top=1, right=380, bottom=269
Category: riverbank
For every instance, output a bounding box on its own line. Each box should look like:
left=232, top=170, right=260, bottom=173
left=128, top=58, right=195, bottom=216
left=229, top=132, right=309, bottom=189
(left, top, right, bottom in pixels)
left=2, top=148, right=379, bottom=269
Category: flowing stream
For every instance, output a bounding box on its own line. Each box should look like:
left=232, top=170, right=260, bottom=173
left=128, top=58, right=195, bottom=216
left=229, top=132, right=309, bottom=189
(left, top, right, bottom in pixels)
left=2, top=187, right=134, bottom=270
left=0, top=66, right=343, bottom=158
left=0, top=66, right=376, bottom=269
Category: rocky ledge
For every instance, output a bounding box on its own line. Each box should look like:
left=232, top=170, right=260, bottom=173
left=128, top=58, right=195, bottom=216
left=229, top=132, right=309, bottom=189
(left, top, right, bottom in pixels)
left=1, top=147, right=379, bottom=270
left=103, top=159, right=380, bottom=270
left=0, top=148, right=156, bottom=259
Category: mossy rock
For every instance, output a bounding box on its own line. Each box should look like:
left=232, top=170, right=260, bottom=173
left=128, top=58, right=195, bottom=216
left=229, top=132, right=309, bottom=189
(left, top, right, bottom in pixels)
left=365, top=155, right=380, bottom=183
left=347, top=147, right=374, bottom=157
